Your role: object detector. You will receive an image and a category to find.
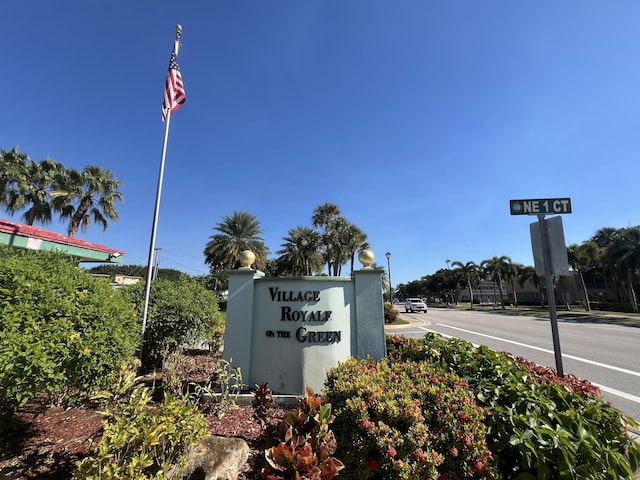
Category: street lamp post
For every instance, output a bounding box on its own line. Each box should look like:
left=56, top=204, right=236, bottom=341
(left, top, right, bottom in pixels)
left=385, top=251, right=392, bottom=303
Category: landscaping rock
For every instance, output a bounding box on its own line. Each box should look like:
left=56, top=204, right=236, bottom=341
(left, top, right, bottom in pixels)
left=176, top=435, right=250, bottom=480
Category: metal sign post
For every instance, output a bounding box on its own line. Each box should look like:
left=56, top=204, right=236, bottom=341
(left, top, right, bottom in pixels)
left=511, top=197, right=572, bottom=377
left=537, top=214, right=564, bottom=377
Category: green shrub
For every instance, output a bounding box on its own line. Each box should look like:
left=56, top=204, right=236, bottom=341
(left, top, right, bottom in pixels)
left=324, top=357, right=498, bottom=480
left=119, top=278, right=223, bottom=369
left=384, top=303, right=399, bottom=324
left=74, top=364, right=207, bottom=479
left=387, top=334, right=640, bottom=480
left=0, top=248, right=139, bottom=448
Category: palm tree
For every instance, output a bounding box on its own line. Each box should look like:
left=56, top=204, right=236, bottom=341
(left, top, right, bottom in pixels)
left=311, top=202, right=340, bottom=231
left=332, top=218, right=368, bottom=276
left=52, top=165, right=123, bottom=236
left=310, top=203, right=369, bottom=276
left=276, top=226, right=323, bottom=276
left=5, top=158, right=64, bottom=226
left=518, top=265, right=545, bottom=307
left=203, top=211, right=268, bottom=272
left=0, top=147, right=30, bottom=209
left=345, top=224, right=369, bottom=274
left=480, top=255, right=512, bottom=309
left=262, top=258, right=280, bottom=277
left=312, top=202, right=341, bottom=275
left=505, top=260, right=521, bottom=307
left=602, top=227, right=640, bottom=313
left=451, top=261, right=479, bottom=309
left=567, top=243, right=593, bottom=311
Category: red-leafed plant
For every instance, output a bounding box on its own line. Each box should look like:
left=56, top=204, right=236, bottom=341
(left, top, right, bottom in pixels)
left=261, top=386, right=344, bottom=480
left=252, top=382, right=275, bottom=427
left=504, top=352, right=602, bottom=398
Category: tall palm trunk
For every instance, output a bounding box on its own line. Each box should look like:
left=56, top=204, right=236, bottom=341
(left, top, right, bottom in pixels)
left=577, top=270, right=591, bottom=311
left=510, top=278, right=519, bottom=307
left=492, top=281, right=497, bottom=307
left=467, top=279, right=474, bottom=310
left=626, top=273, right=638, bottom=313
left=498, top=274, right=505, bottom=309
left=68, top=197, right=93, bottom=237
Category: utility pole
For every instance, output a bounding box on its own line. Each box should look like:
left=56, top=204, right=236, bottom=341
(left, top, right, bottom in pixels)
left=153, top=247, right=162, bottom=281
left=385, top=251, right=392, bottom=303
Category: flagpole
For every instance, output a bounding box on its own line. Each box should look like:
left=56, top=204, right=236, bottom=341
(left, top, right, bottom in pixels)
left=140, top=25, right=183, bottom=358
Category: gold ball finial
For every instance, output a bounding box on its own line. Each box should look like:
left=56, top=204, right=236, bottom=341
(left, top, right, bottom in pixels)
left=358, top=250, right=374, bottom=270
left=238, top=250, right=256, bottom=270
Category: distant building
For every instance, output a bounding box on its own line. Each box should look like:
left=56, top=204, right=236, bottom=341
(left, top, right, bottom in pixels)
left=113, top=274, right=142, bottom=286
left=458, top=272, right=619, bottom=307
left=458, top=280, right=508, bottom=305
left=90, top=273, right=142, bottom=289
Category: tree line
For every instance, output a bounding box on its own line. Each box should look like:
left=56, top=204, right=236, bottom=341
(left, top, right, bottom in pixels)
left=0, top=147, right=122, bottom=236
left=1, top=147, right=372, bottom=290
left=202, top=203, right=370, bottom=290
left=5, top=146, right=635, bottom=313
left=395, top=226, right=640, bottom=313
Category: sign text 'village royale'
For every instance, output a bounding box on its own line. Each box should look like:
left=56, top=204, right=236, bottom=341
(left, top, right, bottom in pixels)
left=265, top=287, right=341, bottom=343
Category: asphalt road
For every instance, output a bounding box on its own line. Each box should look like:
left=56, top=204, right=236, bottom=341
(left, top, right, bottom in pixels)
left=385, top=307, right=640, bottom=423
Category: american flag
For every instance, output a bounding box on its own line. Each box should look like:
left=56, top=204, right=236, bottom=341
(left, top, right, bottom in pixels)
left=162, top=51, right=186, bottom=121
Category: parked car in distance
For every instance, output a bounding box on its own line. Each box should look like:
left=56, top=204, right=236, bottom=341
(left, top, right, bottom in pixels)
left=404, top=297, right=427, bottom=313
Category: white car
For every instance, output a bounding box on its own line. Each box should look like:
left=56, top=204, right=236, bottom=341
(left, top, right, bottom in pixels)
left=404, top=298, right=427, bottom=313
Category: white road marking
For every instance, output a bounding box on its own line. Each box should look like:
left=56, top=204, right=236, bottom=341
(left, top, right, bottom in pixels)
left=416, top=325, right=640, bottom=404
left=432, top=323, right=640, bottom=377
left=592, top=383, right=640, bottom=403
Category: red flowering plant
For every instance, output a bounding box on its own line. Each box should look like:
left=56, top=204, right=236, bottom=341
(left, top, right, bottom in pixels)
left=324, top=357, right=498, bottom=480
left=387, top=333, right=640, bottom=480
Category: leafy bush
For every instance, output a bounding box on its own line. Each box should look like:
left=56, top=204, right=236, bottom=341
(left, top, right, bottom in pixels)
left=0, top=248, right=138, bottom=448
left=386, top=334, right=640, bottom=479
left=384, top=303, right=399, bottom=324
left=261, top=386, right=344, bottom=480
left=74, top=363, right=207, bottom=479
left=119, top=277, right=223, bottom=369
left=324, top=357, right=497, bottom=480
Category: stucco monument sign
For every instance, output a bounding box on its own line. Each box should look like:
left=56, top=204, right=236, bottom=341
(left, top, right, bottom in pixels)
left=223, top=249, right=386, bottom=395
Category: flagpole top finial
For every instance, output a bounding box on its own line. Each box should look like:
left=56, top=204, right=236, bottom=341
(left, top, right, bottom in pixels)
left=176, top=24, right=182, bottom=37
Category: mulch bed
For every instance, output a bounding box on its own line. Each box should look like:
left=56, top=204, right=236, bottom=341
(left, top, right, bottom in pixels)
left=0, top=350, right=296, bottom=480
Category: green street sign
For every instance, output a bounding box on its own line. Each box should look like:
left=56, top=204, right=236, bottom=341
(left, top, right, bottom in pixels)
left=510, top=198, right=572, bottom=215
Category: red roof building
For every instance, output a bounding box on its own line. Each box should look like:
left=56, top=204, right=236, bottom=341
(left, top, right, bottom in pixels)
left=0, top=218, right=125, bottom=263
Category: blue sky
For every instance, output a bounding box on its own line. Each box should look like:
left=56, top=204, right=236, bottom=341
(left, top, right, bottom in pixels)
left=3, top=1, right=640, bottom=286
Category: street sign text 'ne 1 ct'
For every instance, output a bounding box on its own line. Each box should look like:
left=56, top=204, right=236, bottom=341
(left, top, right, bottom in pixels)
left=509, top=198, right=572, bottom=216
